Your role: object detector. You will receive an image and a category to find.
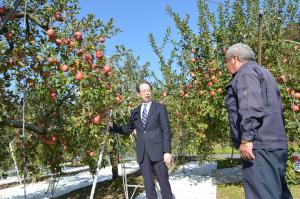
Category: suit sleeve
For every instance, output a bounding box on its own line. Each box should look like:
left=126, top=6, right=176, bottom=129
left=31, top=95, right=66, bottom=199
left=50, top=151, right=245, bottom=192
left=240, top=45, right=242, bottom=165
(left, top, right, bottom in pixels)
left=159, top=104, right=171, bottom=153
left=236, top=72, right=265, bottom=141
left=113, top=110, right=136, bottom=135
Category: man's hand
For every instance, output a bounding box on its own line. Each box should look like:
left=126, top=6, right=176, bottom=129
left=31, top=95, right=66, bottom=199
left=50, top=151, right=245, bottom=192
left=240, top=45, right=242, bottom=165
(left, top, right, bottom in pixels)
left=109, top=123, right=120, bottom=134
left=163, top=153, right=172, bottom=164
left=239, top=141, right=255, bottom=161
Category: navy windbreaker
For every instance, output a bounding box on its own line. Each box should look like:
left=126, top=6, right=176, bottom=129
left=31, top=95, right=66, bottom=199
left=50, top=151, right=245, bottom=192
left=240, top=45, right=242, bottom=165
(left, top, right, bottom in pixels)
left=225, top=61, right=288, bottom=149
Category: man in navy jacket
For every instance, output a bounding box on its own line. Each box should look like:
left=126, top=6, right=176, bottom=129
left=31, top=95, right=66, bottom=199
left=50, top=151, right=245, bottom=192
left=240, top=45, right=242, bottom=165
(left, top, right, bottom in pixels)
left=110, top=80, right=173, bottom=199
left=225, top=43, right=292, bottom=199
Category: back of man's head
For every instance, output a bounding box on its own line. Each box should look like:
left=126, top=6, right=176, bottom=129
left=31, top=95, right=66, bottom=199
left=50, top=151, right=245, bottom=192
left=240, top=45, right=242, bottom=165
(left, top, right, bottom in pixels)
left=226, top=43, right=256, bottom=62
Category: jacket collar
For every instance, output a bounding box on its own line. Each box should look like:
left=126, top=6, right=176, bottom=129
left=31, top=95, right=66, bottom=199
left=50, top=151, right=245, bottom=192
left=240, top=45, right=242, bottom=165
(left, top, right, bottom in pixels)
left=226, top=60, right=256, bottom=89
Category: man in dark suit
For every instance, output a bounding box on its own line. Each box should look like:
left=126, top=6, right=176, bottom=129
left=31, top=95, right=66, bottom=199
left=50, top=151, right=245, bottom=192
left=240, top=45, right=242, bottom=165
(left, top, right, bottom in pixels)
left=110, top=80, right=173, bottom=199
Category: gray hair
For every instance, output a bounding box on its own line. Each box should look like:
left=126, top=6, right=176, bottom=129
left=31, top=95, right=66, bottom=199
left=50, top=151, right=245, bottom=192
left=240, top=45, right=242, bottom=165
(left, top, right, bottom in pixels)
left=226, top=43, right=256, bottom=61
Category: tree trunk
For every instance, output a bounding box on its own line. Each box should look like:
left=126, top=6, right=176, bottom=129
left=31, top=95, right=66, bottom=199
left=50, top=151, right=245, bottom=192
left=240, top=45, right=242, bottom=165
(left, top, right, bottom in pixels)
left=109, top=141, right=119, bottom=180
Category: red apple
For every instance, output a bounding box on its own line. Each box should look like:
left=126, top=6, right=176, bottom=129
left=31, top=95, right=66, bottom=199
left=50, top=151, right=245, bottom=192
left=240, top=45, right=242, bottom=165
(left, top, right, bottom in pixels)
left=191, top=72, right=196, bottom=78
left=43, top=72, right=51, bottom=78
left=49, top=91, right=57, bottom=101
left=54, top=11, right=63, bottom=21
left=96, top=51, right=104, bottom=59
left=98, top=36, right=105, bottom=43
left=83, top=53, right=93, bottom=64
left=277, top=75, right=287, bottom=84
left=291, top=155, right=299, bottom=162
left=116, top=95, right=122, bottom=103
left=104, top=83, right=111, bottom=90
left=207, top=82, right=213, bottom=87
left=187, top=83, right=193, bottom=89
left=63, top=38, right=71, bottom=45
left=5, top=31, right=13, bottom=41
left=0, top=6, right=8, bottom=16
left=75, top=71, right=84, bottom=81
left=76, top=49, right=84, bottom=57
left=293, top=92, right=300, bottom=100
left=89, top=151, right=95, bottom=157
left=292, top=105, right=299, bottom=111
left=103, top=65, right=112, bottom=74
left=26, top=78, right=35, bottom=88
left=86, top=150, right=91, bottom=156
left=92, top=114, right=101, bottom=125
left=74, top=31, right=82, bottom=41
left=55, top=38, right=63, bottom=46
left=46, top=28, right=56, bottom=40
left=191, top=57, right=197, bottom=63
left=86, top=150, right=95, bottom=157
left=48, top=57, right=56, bottom=65
left=50, top=135, right=57, bottom=143
left=60, top=64, right=69, bottom=72
left=209, top=90, right=215, bottom=97
left=162, top=91, right=167, bottom=97
left=191, top=48, right=196, bottom=53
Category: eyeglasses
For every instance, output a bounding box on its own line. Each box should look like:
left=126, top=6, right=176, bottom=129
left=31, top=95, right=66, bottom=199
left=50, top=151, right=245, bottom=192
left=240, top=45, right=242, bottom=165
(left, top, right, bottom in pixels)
left=139, top=89, right=151, bottom=93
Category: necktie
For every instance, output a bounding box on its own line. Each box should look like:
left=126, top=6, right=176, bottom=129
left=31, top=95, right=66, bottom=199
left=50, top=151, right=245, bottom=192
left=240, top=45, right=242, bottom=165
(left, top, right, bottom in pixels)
left=141, top=104, right=148, bottom=128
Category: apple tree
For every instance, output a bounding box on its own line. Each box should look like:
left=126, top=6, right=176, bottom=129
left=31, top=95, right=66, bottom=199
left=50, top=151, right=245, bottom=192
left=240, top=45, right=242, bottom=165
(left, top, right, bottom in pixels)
left=0, top=0, right=150, bottom=180
left=150, top=0, right=300, bottom=183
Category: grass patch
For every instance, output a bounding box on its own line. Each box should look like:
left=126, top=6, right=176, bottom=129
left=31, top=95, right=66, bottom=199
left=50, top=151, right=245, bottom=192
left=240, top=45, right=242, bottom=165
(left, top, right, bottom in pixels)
left=217, top=172, right=300, bottom=198
left=217, top=183, right=300, bottom=199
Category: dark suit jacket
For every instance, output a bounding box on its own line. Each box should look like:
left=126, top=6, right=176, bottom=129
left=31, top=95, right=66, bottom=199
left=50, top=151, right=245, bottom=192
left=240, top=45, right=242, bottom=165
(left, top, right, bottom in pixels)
left=113, top=101, right=171, bottom=163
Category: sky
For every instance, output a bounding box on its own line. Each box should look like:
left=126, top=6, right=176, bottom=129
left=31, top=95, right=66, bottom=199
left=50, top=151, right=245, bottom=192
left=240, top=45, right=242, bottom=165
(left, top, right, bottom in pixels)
left=79, top=0, right=219, bottom=77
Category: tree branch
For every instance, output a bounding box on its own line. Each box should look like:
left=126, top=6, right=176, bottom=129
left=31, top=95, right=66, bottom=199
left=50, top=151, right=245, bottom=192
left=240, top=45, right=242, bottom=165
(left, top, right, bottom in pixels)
left=16, top=12, right=49, bottom=31
left=0, top=118, right=64, bottom=134
left=0, top=119, right=45, bottom=134
left=0, top=0, right=23, bottom=32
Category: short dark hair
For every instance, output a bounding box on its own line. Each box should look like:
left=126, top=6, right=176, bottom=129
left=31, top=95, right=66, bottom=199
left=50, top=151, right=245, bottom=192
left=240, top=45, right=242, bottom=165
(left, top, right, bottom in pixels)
left=136, top=80, right=152, bottom=92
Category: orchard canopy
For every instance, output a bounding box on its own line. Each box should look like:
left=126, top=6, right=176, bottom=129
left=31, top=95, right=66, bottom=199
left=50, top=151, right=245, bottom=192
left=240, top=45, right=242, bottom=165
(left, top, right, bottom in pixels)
left=0, top=0, right=299, bottom=183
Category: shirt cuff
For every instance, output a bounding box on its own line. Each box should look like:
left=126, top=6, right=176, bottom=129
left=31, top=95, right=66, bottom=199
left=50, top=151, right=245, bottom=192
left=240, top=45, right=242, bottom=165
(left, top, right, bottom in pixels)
left=241, top=131, right=256, bottom=141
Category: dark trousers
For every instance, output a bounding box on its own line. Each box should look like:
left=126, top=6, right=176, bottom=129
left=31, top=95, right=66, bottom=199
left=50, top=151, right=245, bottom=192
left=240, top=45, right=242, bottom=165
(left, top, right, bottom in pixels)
left=139, top=150, right=173, bottom=199
left=242, top=149, right=293, bottom=199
